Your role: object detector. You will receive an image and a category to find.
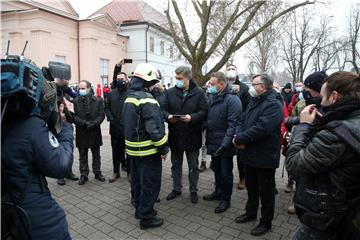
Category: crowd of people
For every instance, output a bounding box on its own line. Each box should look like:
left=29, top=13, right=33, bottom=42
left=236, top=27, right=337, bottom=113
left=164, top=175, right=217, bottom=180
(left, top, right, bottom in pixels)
left=2, top=54, right=360, bottom=239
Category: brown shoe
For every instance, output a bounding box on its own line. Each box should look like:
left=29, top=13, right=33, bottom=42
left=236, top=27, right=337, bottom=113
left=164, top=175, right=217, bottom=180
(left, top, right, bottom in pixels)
left=237, top=179, right=245, bottom=190
left=109, top=173, right=120, bottom=183
left=287, top=205, right=296, bottom=215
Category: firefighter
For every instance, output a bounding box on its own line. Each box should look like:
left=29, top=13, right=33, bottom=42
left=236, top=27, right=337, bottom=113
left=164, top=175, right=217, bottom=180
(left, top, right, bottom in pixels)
left=122, top=63, right=169, bottom=229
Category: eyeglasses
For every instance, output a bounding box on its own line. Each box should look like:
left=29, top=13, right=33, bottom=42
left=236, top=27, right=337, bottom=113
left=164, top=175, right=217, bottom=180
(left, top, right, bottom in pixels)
left=252, top=83, right=263, bottom=87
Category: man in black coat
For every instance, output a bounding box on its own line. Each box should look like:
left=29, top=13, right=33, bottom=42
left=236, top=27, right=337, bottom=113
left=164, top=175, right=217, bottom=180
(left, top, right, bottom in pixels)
left=233, top=74, right=283, bottom=236
left=281, top=82, right=294, bottom=106
left=203, top=72, right=242, bottom=213
left=72, top=80, right=106, bottom=185
left=226, top=64, right=251, bottom=190
left=163, top=66, right=208, bottom=204
left=105, top=61, right=129, bottom=182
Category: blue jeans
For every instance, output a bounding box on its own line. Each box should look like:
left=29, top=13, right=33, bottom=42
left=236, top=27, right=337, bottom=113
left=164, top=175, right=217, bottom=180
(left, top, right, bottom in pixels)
left=171, top=150, right=199, bottom=193
left=212, top=155, right=233, bottom=201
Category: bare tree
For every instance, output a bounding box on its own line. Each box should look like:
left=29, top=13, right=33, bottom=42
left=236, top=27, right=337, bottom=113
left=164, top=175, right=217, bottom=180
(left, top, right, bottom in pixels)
left=343, top=4, right=360, bottom=73
left=164, top=0, right=313, bottom=85
left=313, top=40, right=342, bottom=72
left=245, top=1, right=288, bottom=73
left=280, top=9, right=332, bottom=83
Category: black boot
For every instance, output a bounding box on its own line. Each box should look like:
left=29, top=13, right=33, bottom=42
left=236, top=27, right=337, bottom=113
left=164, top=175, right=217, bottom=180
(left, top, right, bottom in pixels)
left=66, top=172, right=79, bottom=181
left=203, top=191, right=220, bottom=201
left=140, top=217, right=164, bottom=229
left=95, top=173, right=105, bottom=182
left=78, top=175, right=88, bottom=185
left=57, top=178, right=65, bottom=186
left=199, top=161, right=206, bottom=172
left=166, top=190, right=181, bottom=201
left=214, top=201, right=230, bottom=213
left=250, top=223, right=271, bottom=236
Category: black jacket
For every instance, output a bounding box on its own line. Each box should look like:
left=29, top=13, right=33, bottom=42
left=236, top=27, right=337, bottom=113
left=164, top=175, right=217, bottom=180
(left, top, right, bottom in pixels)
left=163, top=80, right=208, bottom=152
left=281, top=89, right=294, bottom=106
left=122, top=77, right=168, bottom=157
left=104, top=87, right=127, bottom=136
left=235, top=89, right=283, bottom=168
left=286, top=99, right=360, bottom=233
left=234, top=79, right=251, bottom=111
left=71, top=94, right=105, bottom=148
left=206, top=85, right=242, bottom=157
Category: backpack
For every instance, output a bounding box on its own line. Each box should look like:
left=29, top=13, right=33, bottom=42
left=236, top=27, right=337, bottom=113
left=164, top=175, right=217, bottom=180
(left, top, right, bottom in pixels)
left=1, top=41, right=45, bottom=240
left=294, top=121, right=360, bottom=238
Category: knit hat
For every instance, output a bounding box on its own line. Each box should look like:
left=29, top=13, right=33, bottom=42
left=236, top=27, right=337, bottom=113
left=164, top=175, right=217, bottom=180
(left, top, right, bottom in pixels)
left=304, top=71, right=328, bottom=93
left=284, top=83, right=292, bottom=89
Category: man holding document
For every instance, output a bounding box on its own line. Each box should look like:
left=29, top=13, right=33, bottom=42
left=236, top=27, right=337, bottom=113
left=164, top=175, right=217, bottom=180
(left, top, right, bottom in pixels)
left=163, top=66, right=208, bottom=204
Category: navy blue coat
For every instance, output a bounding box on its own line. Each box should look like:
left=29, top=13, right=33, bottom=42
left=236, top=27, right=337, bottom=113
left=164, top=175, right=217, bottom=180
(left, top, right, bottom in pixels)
left=235, top=89, right=283, bottom=168
left=2, top=116, right=74, bottom=240
left=206, top=86, right=242, bottom=157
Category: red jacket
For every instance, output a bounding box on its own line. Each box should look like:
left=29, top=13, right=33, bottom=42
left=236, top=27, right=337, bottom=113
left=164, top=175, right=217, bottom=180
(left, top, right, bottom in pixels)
left=96, top=84, right=102, bottom=97
left=287, top=93, right=299, bottom=116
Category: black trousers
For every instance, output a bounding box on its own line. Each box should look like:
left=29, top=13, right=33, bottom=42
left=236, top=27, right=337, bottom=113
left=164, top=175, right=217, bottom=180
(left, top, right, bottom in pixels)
left=236, top=153, right=246, bottom=180
left=245, top=164, right=276, bottom=227
left=110, top=134, right=126, bottom=173
left=212, top=155, right=233, bottom=201
left=78, top=147, right=101, bottom=176
left=130, top=155, right=162, bottom=220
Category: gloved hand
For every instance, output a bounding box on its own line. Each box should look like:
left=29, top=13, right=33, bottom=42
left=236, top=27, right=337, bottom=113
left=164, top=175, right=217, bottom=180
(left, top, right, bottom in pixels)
left=213, top=146, right=225, bottom=158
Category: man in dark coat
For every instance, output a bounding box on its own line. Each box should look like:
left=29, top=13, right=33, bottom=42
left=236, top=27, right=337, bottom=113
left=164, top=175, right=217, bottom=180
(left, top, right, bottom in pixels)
left=72, top=80, right=105, bottom=185
left=226, top=64, right=251, bottom=190
left=105, top=62, right=129, bottom=182
left=281, top=82, right=294, bottom=106
left=286, top=71, right=360, bottom=240
left=163, top=66, right=208, bottom=204
left=203, top=72, right=242, bottom=213
left=233, top=74, right=283, bottom=236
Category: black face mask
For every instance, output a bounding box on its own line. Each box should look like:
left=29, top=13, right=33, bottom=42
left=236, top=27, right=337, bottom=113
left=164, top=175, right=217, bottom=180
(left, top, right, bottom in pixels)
left=302, top=90, right=321, bottom=107
left=117, top=80, right=127, bottom=89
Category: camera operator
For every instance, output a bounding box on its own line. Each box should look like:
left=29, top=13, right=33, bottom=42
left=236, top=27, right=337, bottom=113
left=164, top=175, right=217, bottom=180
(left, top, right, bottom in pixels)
left=2, top=60, right=74, bottom=239
left=55, top=77, right=79, bottom=185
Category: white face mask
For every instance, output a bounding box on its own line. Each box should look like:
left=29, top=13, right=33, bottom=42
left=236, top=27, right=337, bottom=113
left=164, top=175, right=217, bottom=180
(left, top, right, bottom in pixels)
left=248, top=86, right=258, bottom=98
left=295, top=86, right=303, bottom=92
left=226, top=70, right=237, bottom=79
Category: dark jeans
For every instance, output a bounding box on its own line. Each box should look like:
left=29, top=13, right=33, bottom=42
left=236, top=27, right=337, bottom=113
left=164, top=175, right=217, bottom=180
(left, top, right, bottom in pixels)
left=236, top=153, right=246, bottom=180
left=110, top=134, right=126, bottom=173
left=130, top=155, right=162, bottom=220
left=245, top=164, right=276, bottom=227
left=171, top=150, right=199, bottom=193
left=212, top=155, right=233, bottom=201
left=78, top=147, right=101, bottom=176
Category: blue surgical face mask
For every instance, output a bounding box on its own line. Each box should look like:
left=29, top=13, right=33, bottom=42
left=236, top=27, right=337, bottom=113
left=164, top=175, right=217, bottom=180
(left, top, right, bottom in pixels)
left=208, top=86, right=217, bottom=94
left=79, top=89, right=88, bottom=96
left=298, top=92, right=304, bottom=101
left=175, top=80, right=184, bottom=89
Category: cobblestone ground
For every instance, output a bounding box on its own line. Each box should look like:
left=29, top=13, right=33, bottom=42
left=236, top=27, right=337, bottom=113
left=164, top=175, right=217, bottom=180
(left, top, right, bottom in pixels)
left=48, top=124, right=299, bottom=240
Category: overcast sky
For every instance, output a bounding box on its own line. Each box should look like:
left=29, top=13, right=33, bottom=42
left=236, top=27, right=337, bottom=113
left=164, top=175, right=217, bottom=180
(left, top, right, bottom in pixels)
left=68, top=0, right=359, bottom=74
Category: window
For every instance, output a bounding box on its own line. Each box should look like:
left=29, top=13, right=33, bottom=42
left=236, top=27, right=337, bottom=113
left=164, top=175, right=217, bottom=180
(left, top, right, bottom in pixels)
left=160, top=41, right=165, bottom=56
left=169, top=45, right=174, bottom=58
left=149, top=36, right=154, bottom=53
left=100, top=58, right=109, bottom=85
left=54, top=55, right=65, bottom=63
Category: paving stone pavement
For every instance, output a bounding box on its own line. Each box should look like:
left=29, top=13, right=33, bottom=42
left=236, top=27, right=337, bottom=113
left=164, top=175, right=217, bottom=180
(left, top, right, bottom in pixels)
left=48, top=124, right=299, bottom=240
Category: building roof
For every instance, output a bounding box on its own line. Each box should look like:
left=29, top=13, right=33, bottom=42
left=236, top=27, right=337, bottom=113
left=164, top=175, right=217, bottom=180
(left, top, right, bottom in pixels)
left=88, top=0, right=168, bottom=27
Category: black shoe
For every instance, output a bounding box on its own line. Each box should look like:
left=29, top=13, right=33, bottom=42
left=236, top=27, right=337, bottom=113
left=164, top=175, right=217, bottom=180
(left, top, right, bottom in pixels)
left=109, top=173, right=120, bottom=183
left=166, top=190, right=181, bottom=201
left=78, top=175, right=88, bottom=185
left=190, top=192, right=198, bottom=204
left=140, top=217, right=164, bottom=229
left=95, top=173, right=105, bottom=182
left=135, top=210, right=157, bottom=219
left=57, top=178, right=65, bottom=186
left=235, top=213, right=257, bottom=223
left=66, top=172, right=79, bottom=181
left=156, top=198, right=160, bottom=203
left=250, top=223, right=271, bottom=236
left=203, top=191, right=220, bottom=201
left=214, top=201, right=230, bottom=213
left=199, top=161, right=206, bottom=172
